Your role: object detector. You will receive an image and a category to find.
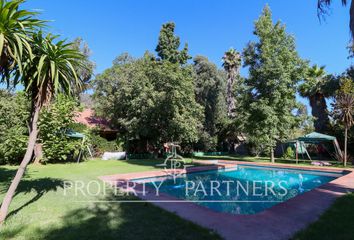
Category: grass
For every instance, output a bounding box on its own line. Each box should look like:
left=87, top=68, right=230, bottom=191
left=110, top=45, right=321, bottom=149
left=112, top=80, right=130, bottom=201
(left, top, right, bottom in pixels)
left=292, top=193, right=354, bottom=240
left=0, top=156, right=352, bottom=240
left=0, top=159, right=221, bottom=240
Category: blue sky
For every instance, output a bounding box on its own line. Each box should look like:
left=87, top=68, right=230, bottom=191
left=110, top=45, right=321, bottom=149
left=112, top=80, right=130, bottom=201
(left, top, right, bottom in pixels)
left=22, top=0, right=353, bottom=110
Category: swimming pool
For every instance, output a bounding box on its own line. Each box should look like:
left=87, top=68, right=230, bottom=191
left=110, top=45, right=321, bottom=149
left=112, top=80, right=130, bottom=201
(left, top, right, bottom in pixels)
left=136, top=165, right=342, bottom=214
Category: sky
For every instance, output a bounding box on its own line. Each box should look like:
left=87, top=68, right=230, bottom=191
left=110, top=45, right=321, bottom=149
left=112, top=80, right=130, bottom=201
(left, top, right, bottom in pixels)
left=22, top=0, right=353, bottom=110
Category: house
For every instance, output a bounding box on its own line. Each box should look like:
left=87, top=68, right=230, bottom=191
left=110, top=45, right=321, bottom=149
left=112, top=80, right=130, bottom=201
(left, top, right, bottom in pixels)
left=74, top=108, right=118, bottom=140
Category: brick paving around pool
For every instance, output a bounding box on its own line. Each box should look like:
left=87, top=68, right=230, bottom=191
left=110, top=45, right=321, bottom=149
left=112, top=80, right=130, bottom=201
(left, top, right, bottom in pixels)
left=99, top=161, right=354, bottom=240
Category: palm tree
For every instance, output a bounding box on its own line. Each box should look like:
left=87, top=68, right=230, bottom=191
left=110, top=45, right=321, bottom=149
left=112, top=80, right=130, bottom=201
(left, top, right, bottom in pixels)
left=298, top=65, right=336, bottom=133
left=0, top=32, right=85, bottom=224
left=317, top=0, right=354, bottom=41
left=222, top=48, right=241, bottom=118
left=0, top=0, right=45, bottom=84
left=332, top=93, right=354, bottom=166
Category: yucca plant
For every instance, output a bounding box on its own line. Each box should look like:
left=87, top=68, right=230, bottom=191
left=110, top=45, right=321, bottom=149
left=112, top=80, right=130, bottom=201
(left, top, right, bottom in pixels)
left=332, top=93, right=354, bottom=166
left=0, top=0, right=45, bottom=84
left=0, top=32, right=86, bottom=224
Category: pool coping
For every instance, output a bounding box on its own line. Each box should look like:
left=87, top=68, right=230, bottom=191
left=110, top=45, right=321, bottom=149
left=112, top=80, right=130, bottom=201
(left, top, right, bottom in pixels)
left=99, top=161, right=354, bottom=240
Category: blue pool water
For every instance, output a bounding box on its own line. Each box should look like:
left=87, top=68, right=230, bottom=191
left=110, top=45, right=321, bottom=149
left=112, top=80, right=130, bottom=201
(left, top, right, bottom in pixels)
left=139, top=165, right=341, bottom=214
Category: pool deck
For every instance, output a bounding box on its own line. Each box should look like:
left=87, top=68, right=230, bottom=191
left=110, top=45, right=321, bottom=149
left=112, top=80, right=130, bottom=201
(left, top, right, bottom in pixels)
left=99, top=161, right=354, bottom=240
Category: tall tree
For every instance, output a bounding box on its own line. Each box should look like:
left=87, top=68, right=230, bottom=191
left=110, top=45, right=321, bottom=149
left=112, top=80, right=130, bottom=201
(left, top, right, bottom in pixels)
left=155, top=22, right=191, bottom=65
left=0, top=0, right=45, bottom=84
left=243, top=5, right=305, bottom=162
left=94, top=55, right=203, bottom=152
left=222, top=48, right=241, bottom=118
left=317, top=0, right=354, bottom=41
left=0, top=33, right=85, bottom=224
left=71, top=37, right=95, bottom=94
left=193, top=56, right=226, bottom=134
left=193, top=55, right=227, bottom=150
left=332, top=93, right=354, bottom=166
left=298, top=65, right=337, bottom=133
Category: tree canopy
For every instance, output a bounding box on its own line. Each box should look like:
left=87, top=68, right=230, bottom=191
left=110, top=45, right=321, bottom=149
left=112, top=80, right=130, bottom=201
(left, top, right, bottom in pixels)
left=242, top=6, right=306, bottom=161
left=155, top=22, right=191, bottom=65
left=94, top=54, right=203, bottom=152
left=193, top=55, right=227, bottom=150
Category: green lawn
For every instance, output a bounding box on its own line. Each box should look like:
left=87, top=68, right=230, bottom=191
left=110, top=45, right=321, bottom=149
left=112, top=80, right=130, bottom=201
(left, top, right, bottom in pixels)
left=0, top=159, right=220, bottom=240
left=0, top=158, right=353, bottom=240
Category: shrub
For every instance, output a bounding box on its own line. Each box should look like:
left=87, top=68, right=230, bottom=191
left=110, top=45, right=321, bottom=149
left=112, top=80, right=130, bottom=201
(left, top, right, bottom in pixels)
left=70, top=122, right=88, bottom=133
left=69, top=121, right=124, bottom=157
left=194, top=131, right=217, bottom=152
left=39, top=95, right=81, bottom=163
left=0, top=91, right=30, bottom=165
left=283, top=146, right=295, bottom=159
left=0, top=127, right=28, bottom=165
left=89, top=134, right=121, bottom=156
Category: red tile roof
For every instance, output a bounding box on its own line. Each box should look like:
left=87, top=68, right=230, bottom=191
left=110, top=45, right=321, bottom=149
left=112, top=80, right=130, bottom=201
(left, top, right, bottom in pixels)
left=74, top=108, right=117, bottom=132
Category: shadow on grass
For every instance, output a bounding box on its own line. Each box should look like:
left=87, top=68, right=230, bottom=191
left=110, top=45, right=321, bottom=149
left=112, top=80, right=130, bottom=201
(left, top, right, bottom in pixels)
left=34, top=194, right=221, bottom=240
left=0, top=225, right=27, bottom=239
left=0, top=167, right=17, bottom=184
left=0, top=167, right=65, bottom=220
left=5, top=178, right=65, bottom=218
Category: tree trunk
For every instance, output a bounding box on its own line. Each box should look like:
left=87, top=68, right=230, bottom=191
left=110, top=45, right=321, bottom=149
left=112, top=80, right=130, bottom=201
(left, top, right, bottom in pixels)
left=227, top=75, right=236, bottom=118
left=0, top=106, right=40, bottom=224
left=344, top=127, right=348, bottom=167
left=33, top=143, right=43, bottom=164
left=270, top=147, right=275, bottom=163
left=309, top=93, right=329, bottom=133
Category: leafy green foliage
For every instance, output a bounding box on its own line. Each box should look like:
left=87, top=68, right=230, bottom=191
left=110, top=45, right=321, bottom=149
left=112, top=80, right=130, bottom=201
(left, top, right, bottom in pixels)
left=69, top=122, right=123, bottom=157
left=155, top=22, right=191, bottom=65
left=39, top=95, right=80, bottom=163
left=290, top=102, right=314, bottom=139
left=94, top=53, right=203, bottom=152
left=0, top=127, right=28, bottom=164
left=0, top=91, right=29, bottom=164
left=193, top=56, right=227, bottom=151
left=282, top=146, right=295, bottom=159
left=71, top=37, right=96, bottom=94
left=338, top=77, right=354, bottom=95
left=242, top=6, right=305, bottom=158
left=88, top=134, right=121, bottom=156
